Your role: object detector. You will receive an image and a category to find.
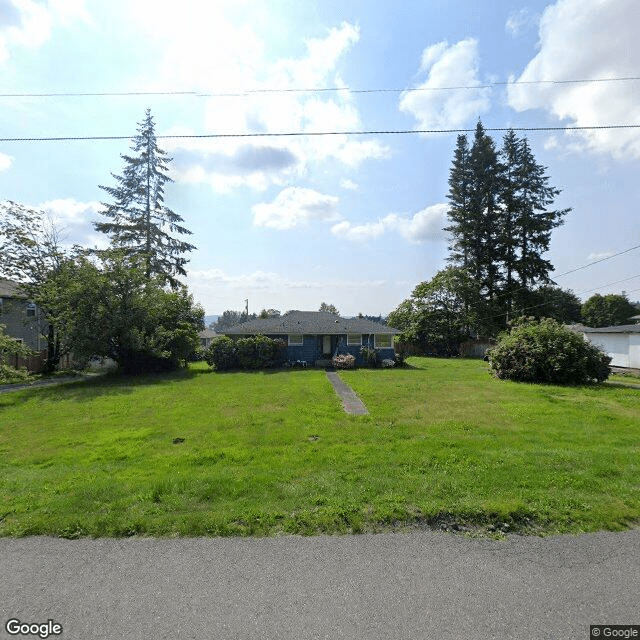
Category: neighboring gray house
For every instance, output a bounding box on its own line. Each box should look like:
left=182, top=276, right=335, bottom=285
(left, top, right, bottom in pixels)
left=198, top=328, right=219, bottom=349
left=578, top=324, right=640, bottom=369
left=224, top=310, right=399, bottom=366
left=0, top=278, right=47, bottom=351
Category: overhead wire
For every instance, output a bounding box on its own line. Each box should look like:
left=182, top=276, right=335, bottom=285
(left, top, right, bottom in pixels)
left=1, top=75, right=640, bottom=98
left=1, top=123, right=640, bottom=143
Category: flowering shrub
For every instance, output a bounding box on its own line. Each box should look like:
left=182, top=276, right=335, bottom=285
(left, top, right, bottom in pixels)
left=332, top=354, right=355, bottom=369
left=381, top=359, right=395, bottom=368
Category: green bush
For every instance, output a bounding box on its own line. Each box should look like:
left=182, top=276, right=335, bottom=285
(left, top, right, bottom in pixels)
left=487, top=318, right=611, bottom=384
left=205, top=336, right=238, bottom=371
left=205, top=335, right=286, bottom=371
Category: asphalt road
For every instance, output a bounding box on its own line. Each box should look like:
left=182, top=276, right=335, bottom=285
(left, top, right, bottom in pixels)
left=1, top=529, right=639, bottom=640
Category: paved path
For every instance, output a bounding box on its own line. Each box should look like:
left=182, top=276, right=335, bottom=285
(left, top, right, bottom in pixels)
left=0, top=374, right=97, bottom=395
left=1, top=529, right=638, bottom=640
left=326, top=371, right=369, bottom=415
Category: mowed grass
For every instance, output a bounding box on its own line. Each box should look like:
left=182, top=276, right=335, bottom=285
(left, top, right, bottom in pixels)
left=1, top=358, right=639, bottom=538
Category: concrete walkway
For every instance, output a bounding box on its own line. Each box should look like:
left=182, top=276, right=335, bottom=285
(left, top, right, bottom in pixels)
left=326, top=370, right=369, bottom=415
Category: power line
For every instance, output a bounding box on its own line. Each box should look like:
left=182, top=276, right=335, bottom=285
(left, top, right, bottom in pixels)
left=1, top=75, right=640, bottom=99
left=553, top=244, right=640, bottom=278
left=1, top=124, right=640, bottom=143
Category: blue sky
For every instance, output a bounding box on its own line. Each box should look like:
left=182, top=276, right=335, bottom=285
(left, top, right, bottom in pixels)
left=1, top=0, right=639, bottom=316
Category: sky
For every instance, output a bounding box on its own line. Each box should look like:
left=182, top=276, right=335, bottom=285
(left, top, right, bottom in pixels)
left=1, top=0, right=640, bottom=317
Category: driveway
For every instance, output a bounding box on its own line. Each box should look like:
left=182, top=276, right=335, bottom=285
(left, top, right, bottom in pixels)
left=1, top=529, right=638, bottom=639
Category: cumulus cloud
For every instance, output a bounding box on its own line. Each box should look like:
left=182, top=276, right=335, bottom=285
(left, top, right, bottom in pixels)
left=0, top=152, right=12, bottom=171
left=0, top=0, right=89, bottom=64
left=252, top=187, right=340, bottom=230
left=399, top=38, right=491, bottom=131
left=331, top=204, right=448, bottom=243
left=36, top=198, right=107, bottom=249
left=132, top=6, right=388, bottom=192
left=507, top=0, right=640, bottom=158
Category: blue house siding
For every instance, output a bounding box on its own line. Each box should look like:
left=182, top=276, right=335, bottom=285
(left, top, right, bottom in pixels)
left=282, top=334, right=395, bottom=365
left=285, top=334, right=320, bottom=363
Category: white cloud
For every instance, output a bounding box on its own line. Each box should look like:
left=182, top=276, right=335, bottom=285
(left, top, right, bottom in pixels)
left=35, top=198, right=107, bottom=250
left=507, top=0, right=640, bottom=158
left=505, top=8, right=538, bottom=37
left=252, top=187, right=340, bottom=230
left=39, top=197, right=102, bottom=226
left=399, top=38, right=491, bottom=131
left=587, top=250, right=616, bottom=261
left=0, top=0, right=90, bottom=64
left=0, top=152, right=13, bottom=171
left=130, top=7, right=388, bottom=192
left=340, top=179, right=359, bottom=191
left=331, top=203, right=448, bottom=243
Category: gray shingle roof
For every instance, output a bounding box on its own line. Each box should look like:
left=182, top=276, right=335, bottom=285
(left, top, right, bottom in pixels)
left=224, top=311, right=399, bottom=335
left=581, top=324, right=640, bottom=334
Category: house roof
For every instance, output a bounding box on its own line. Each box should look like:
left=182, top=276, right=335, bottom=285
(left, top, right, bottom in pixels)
left=224, top=311, right=399, bottom=336
left=0, top=278, right=27, bottom=298
left=198, top=329, right=219, bottom=339
left=581, top=324, right=640, bottom=334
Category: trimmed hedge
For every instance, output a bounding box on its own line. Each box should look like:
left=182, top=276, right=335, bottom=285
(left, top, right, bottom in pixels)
left=487, top=318, right=611, bottom=384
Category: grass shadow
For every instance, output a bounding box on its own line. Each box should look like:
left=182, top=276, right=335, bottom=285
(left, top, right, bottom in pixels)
left=0, top=365, right=214, bottom=405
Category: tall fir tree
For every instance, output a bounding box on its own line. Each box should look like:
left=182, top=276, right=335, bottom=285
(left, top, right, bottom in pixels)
left=95, top=109, right=196, bottom=289
left=445, top=123, right=570, bottom=336
left=511, top=137, right=570, bottom=294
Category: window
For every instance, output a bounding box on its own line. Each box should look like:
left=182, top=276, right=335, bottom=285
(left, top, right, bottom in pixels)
left=288, top=334, right=304, bottom=346
left=375, top=334, right=393, bottom=349
left=347, top=333, right=362, bottom=346
left=26, top=303, right=36, bottom=318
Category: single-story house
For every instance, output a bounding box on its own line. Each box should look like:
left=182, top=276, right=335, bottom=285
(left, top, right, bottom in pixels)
left=224, top=310, right=399, bottom=366
left=0, top=278, right=47, bottom=351
left=198, top=328, right=219, bottom=349
left=570, top=323, right=640, bottom=369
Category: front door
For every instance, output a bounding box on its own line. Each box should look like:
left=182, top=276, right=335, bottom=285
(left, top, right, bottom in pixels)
left=322, top=335, right=332, bottom=356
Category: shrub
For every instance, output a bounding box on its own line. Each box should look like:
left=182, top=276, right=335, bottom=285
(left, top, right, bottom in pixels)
left=332, top=354, right=355, bottom=369
left=236, top=334, right=283, bottom=370
left=487, top=318, right=611, bottom=384
left=381, top=358, right=395, bottom=368
left=360, top=346, right=380, bottom=367
left=205, top=336, right=238, bottom=371
left=205, top=335, right=286, bottom=371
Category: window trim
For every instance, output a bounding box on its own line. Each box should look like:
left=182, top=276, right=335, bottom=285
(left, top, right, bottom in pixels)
left=288, top=333, right=304, bottom=346
left=347, top=333, right=362, bottom=346
left=374, top=334, right=393, bottom=349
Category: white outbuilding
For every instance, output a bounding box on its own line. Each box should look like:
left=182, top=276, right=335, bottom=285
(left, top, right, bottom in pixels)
left=578, top=324, right=640, bottom=369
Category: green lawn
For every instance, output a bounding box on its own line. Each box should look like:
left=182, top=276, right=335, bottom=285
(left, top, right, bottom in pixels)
left=1, top=358, right=639, bottom=538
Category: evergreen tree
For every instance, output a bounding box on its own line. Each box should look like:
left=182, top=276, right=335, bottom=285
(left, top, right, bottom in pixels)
left=444, top=134, right=473, bottom=270
left=511, top=137, right=570, bottom=293
left=445, top=123, right=570, bottom=336
left=95, top=109, right=195, bottom=289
